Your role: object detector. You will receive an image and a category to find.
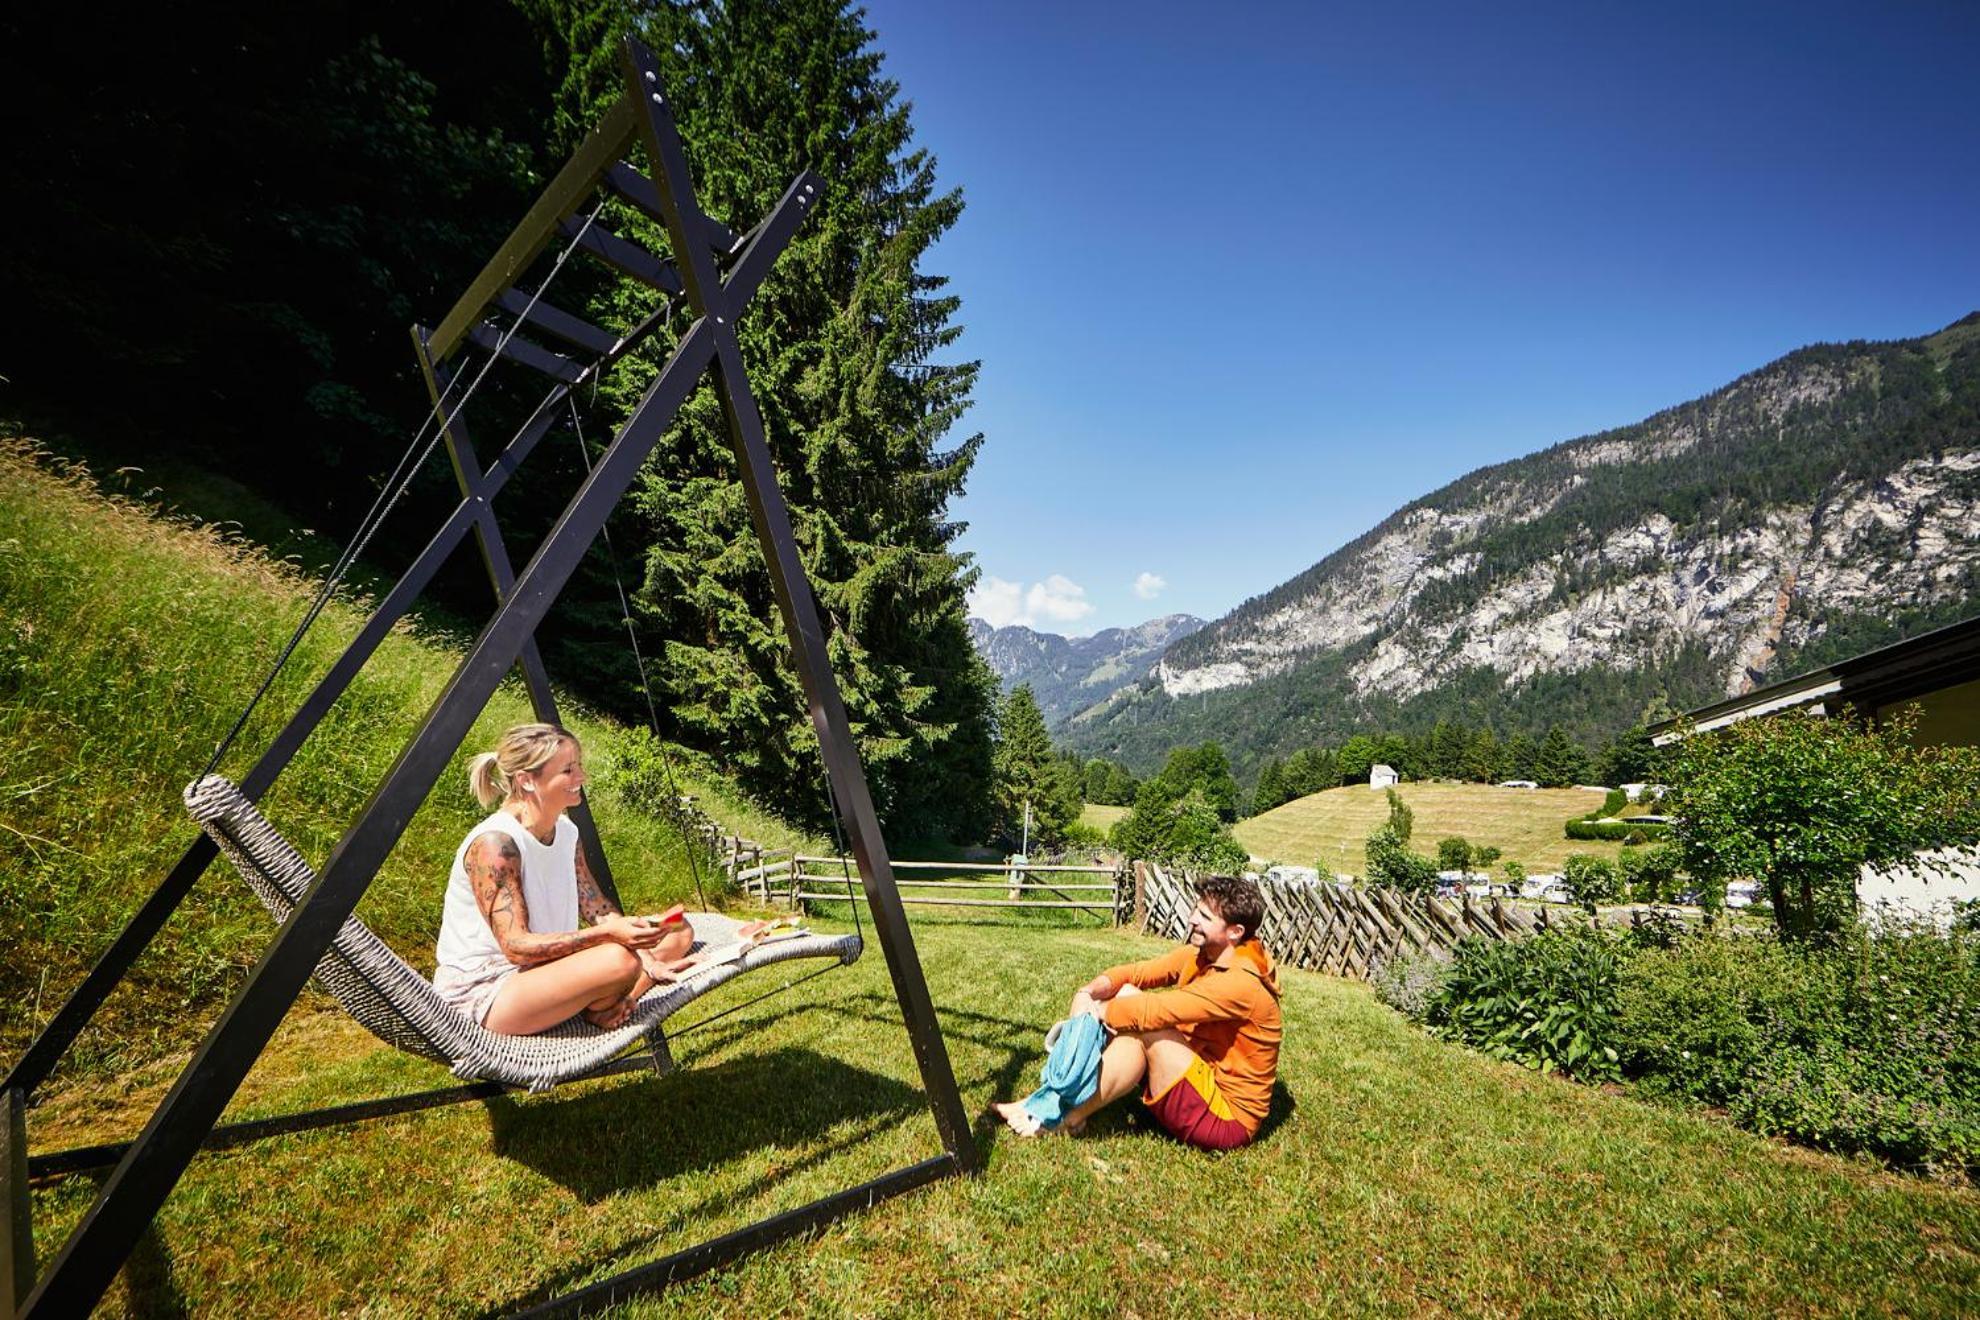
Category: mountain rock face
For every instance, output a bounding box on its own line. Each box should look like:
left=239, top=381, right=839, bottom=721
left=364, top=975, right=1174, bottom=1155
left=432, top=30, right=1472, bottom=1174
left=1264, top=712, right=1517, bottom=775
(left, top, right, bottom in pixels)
left=969, top=613, right=1205, bottom=726
left=1073, top=314, right=1980, bottom=771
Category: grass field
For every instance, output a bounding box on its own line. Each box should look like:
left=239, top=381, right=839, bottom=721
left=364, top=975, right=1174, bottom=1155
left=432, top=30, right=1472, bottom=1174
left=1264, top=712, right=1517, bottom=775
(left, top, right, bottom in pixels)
left=25, top=919, right=1980, bottom=1316
left=1079, top=802, right=1128, bottom=834
left=1235, top=782, right=1624, bottom=873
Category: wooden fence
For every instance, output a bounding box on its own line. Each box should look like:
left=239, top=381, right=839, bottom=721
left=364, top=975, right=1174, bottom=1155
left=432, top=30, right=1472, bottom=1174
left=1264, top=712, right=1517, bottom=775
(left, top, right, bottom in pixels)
left=1136, top=862, right=1587, bottom=980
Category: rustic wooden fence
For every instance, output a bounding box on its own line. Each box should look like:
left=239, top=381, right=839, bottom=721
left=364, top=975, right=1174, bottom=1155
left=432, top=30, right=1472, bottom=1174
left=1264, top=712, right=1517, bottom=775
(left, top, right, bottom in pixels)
left=787, top=857, right=1129, bottom=921
left=1136, top=862, right=1591, bottom=980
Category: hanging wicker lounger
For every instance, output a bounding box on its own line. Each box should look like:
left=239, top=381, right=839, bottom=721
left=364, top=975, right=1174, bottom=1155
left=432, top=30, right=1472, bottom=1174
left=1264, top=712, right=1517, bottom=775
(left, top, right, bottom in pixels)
left=185, top=775, right=861, bottom=1093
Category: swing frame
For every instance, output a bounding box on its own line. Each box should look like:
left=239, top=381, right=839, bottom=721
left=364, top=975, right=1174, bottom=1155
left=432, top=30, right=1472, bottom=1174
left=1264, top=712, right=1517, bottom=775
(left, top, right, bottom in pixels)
left=3, top=38, right=979, bottom=1317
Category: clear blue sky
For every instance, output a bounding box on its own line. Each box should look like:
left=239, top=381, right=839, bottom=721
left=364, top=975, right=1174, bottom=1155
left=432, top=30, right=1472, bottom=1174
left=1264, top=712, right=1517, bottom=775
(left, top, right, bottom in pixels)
left=856, top=0, right=1980, bottom=636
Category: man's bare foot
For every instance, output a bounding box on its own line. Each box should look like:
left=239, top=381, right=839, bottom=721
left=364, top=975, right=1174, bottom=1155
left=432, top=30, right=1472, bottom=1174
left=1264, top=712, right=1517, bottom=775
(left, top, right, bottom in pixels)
left=990, top=1101, right=1043, bottom=1137
left=1061, top=1115, right=1087, bottom=1137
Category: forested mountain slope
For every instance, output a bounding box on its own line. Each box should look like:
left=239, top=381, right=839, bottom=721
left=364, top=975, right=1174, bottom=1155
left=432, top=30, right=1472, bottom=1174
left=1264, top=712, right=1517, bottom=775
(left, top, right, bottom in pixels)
left=967, top=613, right=1204, bottom=726
left=1068, top=314, right=1980, bottom=772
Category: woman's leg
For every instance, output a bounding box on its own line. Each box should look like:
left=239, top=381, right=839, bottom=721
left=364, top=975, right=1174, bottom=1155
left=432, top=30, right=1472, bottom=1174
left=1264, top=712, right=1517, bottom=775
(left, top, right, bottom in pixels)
left=482, top=944, right=643, bottom=1035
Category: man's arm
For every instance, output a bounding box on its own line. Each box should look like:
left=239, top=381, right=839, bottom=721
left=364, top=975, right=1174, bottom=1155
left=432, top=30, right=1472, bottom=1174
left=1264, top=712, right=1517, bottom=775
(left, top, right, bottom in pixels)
left=1104, top=969, right=1261, bottom=1034
left=1094, top=946, right=1197, bottom=997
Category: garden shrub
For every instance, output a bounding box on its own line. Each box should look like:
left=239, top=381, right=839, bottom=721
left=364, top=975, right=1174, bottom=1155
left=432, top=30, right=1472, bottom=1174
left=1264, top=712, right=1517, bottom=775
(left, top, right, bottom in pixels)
left=1620, top=842, right=1682, bottom=904
left=1365, top=823, right=1438, bottom=891
left=1616, top=925, right=1980, bottom=1176
left=1371, top=947, right=1449, bottom=1020
left=1425, top=929, right=1623, bottom=1082
left=1567, top=818, right=1669, bottom=842
left=1562, top=853, right=1622, bottom=911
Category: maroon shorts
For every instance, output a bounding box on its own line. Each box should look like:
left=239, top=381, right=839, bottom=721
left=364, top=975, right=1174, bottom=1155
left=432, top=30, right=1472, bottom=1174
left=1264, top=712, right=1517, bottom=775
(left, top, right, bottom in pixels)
left=1144, top=1055, right=1252, bottom=1151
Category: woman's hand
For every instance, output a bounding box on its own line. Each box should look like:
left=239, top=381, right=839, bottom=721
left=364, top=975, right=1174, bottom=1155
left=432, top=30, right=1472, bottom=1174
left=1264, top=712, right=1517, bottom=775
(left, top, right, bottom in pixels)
left=646, top=951, right=706, bottom=985
left=599, top=914, right=669, bottom=950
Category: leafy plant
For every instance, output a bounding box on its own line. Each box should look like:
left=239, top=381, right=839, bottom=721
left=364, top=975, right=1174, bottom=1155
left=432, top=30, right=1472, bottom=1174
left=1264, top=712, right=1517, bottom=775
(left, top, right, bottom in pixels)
left=1436, top=835, right=1474, bottom=873
left=1619, top=842, right=1682, bottom=904
left=1668, top=709, right=1980, bottom=941
left=1365, top=823, right=1438, bottom=891
left=1562, top=853, right=1622, bottom=912
left=1425, top=929, right=1624, bottom=1082
left=1371, top=947, right=1450, bottom=1020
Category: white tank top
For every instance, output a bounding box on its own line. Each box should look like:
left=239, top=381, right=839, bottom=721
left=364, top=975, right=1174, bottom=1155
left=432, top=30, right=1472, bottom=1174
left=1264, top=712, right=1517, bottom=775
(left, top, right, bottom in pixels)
left=435, top=810, right=581, bottom=977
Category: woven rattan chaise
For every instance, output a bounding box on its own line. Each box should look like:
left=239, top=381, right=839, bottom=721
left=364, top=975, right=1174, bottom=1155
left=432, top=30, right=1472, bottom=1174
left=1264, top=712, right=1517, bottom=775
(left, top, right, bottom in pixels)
left=185, top=774, right=861, bottom=1092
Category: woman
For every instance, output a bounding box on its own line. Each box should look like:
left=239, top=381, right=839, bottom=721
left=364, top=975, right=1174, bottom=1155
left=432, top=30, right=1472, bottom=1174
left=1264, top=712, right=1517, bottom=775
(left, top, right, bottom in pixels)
left=432, top=723, right=696, bottom=1033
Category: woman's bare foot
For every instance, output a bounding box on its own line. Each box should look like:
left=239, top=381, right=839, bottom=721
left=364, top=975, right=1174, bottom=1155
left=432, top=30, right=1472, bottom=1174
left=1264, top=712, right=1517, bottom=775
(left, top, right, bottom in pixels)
left=583, top=995, right=633, bottom=1028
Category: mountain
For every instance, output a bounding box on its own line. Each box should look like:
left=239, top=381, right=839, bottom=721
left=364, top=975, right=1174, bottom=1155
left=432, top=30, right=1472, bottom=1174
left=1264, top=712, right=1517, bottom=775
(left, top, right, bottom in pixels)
left=1066, top=313, right=1980, bottom=773
left=968, top=614, right=1206, bottom=726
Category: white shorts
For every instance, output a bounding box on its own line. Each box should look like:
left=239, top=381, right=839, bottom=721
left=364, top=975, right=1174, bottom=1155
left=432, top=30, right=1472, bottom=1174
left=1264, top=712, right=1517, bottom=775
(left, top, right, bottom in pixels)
left=432, top=961, right=516, bottom=1025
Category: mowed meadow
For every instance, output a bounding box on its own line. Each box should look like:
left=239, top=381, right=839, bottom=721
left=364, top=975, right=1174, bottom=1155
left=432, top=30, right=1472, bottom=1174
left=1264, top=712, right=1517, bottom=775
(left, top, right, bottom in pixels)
left=7, top=439, right=1979, bottom=1316
left=1236, top=782, right=1626, bottom=873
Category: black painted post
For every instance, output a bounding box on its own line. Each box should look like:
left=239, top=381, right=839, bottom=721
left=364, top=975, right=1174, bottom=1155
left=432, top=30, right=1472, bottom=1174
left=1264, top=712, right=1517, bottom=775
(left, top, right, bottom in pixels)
left=618, top=38, right=979, bottom=1175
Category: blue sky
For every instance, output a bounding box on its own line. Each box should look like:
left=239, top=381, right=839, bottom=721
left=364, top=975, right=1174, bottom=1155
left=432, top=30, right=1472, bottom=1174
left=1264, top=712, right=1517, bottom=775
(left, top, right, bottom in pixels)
left=856, top=0, right=1980, bottom=636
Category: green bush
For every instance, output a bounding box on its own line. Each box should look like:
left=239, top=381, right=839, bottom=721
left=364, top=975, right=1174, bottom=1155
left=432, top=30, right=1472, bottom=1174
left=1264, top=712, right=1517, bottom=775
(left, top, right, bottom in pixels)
left=1619, top=842, right=1683, bottom=904
left=1371, top=947, right=1449, bottom=1020
left=1562, top=853, right=1622, bottom=911
left=1365, top=823, right=1438, bottom=891
left=1616, top=926, right=1980, bottom=1176
left=1567, top=818, right=1669, bottom=841
left=1436, top=835, right=1473, bottom=873
left=1425, top=929, right=1623, bottom=1082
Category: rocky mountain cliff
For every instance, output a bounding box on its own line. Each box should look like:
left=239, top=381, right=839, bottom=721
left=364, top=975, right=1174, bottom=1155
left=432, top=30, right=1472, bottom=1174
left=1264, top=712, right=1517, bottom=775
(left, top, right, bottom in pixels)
left=1067, top=313, right=1980, bottom=772
left=968, top=613, right=1205, bottom=726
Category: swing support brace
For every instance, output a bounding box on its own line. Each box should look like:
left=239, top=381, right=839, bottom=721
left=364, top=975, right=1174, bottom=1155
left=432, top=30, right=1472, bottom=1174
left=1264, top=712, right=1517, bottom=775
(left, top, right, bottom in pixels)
left=9, top=38, right=978, bottom=1317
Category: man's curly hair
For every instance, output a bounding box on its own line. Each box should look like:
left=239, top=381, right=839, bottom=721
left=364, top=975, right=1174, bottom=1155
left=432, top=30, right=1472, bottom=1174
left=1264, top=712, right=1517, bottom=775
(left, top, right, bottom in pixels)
left=1196, top=875, right=1264, bottom=942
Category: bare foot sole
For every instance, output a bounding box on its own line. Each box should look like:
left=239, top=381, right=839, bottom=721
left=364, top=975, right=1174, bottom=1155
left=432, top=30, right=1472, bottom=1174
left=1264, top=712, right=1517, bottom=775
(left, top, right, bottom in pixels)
left=990, top=1101, right=1043, bottom=1137
left=583, top=999, right=632, bottom=1028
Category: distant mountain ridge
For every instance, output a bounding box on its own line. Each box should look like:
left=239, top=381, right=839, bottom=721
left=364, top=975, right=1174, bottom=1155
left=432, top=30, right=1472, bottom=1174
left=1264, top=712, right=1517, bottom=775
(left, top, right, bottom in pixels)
left=1066, top=312, right=1980, bottom=773
left=968, top=613, right=1206, bottom=726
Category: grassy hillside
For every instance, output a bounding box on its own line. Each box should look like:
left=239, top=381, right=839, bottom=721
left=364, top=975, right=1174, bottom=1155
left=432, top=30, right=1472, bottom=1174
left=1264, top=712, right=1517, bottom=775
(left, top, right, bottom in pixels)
left=0, top=439, right=801, bottom=1080
left=1235, top=781, right=1621, bottom=873
left=24, top=919, right=1979, bottom=1315
left=1079, top=802, right=1128, bottom=834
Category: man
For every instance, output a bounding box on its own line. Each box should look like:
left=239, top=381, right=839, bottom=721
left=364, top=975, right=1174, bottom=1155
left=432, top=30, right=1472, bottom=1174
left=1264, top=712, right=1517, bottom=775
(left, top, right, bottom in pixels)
left=994, top=875, right=1282, bottom=1150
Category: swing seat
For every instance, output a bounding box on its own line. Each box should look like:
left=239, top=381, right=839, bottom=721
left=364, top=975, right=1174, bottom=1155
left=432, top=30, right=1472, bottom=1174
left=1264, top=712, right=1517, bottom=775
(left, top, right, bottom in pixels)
left=184, top=775, right=861, bottom=1093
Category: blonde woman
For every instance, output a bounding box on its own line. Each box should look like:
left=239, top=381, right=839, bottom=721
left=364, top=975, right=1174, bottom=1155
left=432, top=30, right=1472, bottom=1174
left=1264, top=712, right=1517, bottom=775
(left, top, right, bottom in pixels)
left=432, top=723, right=696, bottom=1033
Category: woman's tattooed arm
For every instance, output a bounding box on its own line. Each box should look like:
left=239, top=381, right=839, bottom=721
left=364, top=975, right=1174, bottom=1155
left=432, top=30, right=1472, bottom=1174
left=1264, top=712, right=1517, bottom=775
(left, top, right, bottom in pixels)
left=574, top=844, right=618, bottom=926
left=465, top=831, right=607, bottom=966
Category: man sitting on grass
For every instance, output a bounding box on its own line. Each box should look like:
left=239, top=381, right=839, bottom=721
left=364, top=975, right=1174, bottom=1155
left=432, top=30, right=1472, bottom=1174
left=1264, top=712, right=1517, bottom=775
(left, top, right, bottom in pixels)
left=993, top=875, right=1282, bottom=1150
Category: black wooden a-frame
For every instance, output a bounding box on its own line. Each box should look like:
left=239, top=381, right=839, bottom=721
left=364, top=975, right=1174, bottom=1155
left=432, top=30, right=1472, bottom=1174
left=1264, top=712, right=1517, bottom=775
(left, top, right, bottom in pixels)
left=3, top=38, right=979, bottom=1317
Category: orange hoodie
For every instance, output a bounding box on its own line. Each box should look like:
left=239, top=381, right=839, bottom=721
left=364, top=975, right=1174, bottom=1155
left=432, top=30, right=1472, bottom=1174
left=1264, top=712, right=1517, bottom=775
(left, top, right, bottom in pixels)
left=1101, top=940, right=1282, bottom=1134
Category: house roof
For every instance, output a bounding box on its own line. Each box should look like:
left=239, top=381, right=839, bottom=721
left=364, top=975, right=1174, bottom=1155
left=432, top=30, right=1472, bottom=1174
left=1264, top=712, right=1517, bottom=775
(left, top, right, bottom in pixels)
left=1651, top=612, right=1980, bottom=745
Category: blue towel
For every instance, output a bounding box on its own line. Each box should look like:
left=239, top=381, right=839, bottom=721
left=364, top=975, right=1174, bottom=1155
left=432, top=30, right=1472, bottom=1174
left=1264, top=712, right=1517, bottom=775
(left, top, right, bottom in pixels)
left=1020, top=1012, right=1106, bottom=1130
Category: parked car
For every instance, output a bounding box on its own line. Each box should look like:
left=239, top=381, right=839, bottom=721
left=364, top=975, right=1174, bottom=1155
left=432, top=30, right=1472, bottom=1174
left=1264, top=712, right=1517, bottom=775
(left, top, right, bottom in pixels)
left=1498, top=779, right=1539, bottom=789
left=1541, top=882, right=1575, bottom=904
left=1725, top=879, right=1761, bottom=909
left=1519, top=873, right=1562, bottom=901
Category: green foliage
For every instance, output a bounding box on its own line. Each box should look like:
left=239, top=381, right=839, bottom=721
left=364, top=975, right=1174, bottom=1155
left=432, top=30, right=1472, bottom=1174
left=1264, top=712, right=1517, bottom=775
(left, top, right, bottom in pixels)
left=1473, top=843, right=1503, bottom=870
left=1598, top=724, right=1663, bottom=786
left=1078, top=756, right=1138, bottom=807
left=1371, top=947, right=1450, bottom=1020
left=1562, top=853, right=1622, bottom=912
left=991, top=685, right=1079, bottom=849
left=1619, top=842, right=1683, bottom=904
left=1426, top=930, right=1624, bottom=1082
left=1501, top=859, right=1528, bottom=890
left=535, top=0, right=996, bottom=841
left=1616, top=926, right=1980, bottom=1175
left=1669, top=710, right=1980, bottom=941
left=1385, top=786, right=1414, bottom=842
left=1109, top=773, right=1249, bottom=873
left=1251, top=757, right=1289, bottom=813
left=1364, top=823, right=1438, bottom=891
left=1533, top=724, right=1590, bottom=788
left=1436, top=836, right=1474, bottom=873
left=1567, top=818, right=1670, bottom=842
left=1155, top=743, right=1241, bottom=822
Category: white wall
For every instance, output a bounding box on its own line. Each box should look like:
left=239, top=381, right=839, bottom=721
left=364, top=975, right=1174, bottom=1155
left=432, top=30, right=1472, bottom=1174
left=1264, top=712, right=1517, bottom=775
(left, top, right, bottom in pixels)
left=1859, top=845, right=1980, bottom=929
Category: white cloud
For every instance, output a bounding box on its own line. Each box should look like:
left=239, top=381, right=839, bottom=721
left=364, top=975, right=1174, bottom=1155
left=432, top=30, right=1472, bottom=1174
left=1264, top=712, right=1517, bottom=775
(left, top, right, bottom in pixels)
left=1132, top=571, right=1167, bottom=601
left=969, top=573, right=1096, bottom=632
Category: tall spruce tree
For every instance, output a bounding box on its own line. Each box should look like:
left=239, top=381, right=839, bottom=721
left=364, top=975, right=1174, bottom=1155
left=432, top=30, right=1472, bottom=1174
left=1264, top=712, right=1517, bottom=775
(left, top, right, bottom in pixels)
left=524, top=0, right=994, bottom=838
left=992, top=685, right=1076, bottom=848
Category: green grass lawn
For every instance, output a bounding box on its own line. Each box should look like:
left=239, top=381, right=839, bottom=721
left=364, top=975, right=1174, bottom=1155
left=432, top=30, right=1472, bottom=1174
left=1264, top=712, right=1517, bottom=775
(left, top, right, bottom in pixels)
left=1237, top=782, right=1625, bottom=873
left=25, top=917, right=1979, bottom=1316
left=1080, top=802, right=1128, bottom=834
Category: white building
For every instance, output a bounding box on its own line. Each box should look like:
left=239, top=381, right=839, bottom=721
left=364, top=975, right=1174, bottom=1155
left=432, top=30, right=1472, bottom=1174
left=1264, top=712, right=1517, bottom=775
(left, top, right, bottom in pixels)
left=1369, top=764, right=1398, bottom=789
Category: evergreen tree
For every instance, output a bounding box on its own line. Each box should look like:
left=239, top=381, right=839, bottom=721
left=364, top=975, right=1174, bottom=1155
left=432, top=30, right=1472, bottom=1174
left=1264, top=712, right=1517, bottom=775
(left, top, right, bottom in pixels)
left=1502, top=732, right=1538, bottom=781
left=1336, top=734, right=1378, bottom=785
left=1597, top=724, right=1661, bottom=786
left=532, top=0, right=994, bottom=837
left=1533, top=725, right=1589, bottom=788
left=1463, top=726, right=1503, bottom=783
left=1253, top=758, right=1288, bottom=813
left=991, top=685, right=1076, bottom=848
left=1157, top=743, right=1241, bottom=822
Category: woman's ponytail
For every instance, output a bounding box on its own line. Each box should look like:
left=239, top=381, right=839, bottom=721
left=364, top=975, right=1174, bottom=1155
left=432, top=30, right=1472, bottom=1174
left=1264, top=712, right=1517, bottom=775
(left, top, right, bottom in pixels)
left=468, top=752, right=507, bottom=808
